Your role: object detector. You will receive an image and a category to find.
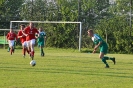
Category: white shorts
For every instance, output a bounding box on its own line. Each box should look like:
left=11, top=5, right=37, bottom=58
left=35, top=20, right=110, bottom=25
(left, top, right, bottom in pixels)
left=22, top=41, right=27, bottom=47
left=26, top=39, right=35, bottom=47
left=8, top=40, right=15, bottom=47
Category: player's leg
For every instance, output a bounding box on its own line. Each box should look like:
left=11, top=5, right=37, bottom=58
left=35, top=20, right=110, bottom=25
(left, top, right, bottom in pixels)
left=99, top=46, right=110, bottom=68
left=40, top=46, right=44, bottom=56
left=101, top=46, right=116, bottom=65
left=38, top=44, right=41, bottom=56
left=8, top=40, right=11, bottom=54
left=30, top=39, right=35, bottom=60
left=24, top=41, right=29, bottom=55
left=104, top=56, right=116, bottom=65
left=22, top=42, right=26, bottom=58
left=22, top=43, right=25, bottom=58
left=12, top=40, right=15, bottom=53
left=26, top=40, right=31, bottom=57
left=99, top=52, right=109, bottom=68
left=7, top=47, right=10, bottom=52
left=42, top=41, right=45, bottom=56
left=13, top=41, right=16, bottom=52
left=39, top=42, right=44, bottom=57
left=9, top=40, right=15, bottom=55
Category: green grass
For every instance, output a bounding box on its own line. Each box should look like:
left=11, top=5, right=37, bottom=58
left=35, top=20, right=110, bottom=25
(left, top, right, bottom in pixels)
left=0, top=48, right=133, bottom=88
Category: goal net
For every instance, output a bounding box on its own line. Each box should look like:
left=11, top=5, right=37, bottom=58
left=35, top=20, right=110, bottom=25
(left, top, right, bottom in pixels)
left=10, top=21, right=82, bottom=51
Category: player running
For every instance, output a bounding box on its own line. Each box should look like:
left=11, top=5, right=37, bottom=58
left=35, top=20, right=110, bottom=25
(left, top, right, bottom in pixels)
left=6, top=28, right=17, bottom=55
left=22, top=22, right=39, bottom=60
left=17, top=24, right=29, bottom=58
left=36, top=27, right=46, bottom=57
left=87, top=29, right=116, bottom=68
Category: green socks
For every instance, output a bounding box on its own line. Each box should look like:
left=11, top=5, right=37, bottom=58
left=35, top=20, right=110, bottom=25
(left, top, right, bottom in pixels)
left=40, top=48, right=44, bottom=56
left=102, top=57, right=109, bottom=67
left=8, top=47, right=10, bottom=52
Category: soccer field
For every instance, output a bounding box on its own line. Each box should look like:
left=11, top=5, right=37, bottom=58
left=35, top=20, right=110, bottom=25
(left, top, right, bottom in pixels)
left=0, top=48, right=133, bottom=88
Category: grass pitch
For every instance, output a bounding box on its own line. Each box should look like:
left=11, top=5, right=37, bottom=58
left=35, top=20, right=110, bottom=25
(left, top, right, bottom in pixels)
left=0, top=48, right=133, bottom=88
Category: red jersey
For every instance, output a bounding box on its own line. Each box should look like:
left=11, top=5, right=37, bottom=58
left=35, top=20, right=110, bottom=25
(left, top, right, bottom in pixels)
left=17, top=30, right=26, bottom=43
left=6, top=32, right=17, bottom=40
left=24, top=26, right=39, bottom=41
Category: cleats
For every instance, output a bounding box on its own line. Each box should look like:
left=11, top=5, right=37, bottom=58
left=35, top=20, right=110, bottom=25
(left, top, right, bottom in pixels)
left=30, top=51, right=34, bottom=60
left=23, top=55, right=25, bottom=58
left=41, top=53, right=45, bottom=57
left=112, top=57, right=116, bottom=65
left=31, top=55, right=34, bottom=60
left=105, top=65, right=109, bottom=68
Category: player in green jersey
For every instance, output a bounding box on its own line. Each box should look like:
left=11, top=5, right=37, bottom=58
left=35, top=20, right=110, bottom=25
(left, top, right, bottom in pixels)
left=87, top=29, right=116, bottom=68
left=37, top=27, right=46, bottom=57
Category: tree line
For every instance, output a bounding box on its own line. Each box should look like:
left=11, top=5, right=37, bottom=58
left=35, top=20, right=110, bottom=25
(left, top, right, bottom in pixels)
left=0, top=0, right=133, bottom=53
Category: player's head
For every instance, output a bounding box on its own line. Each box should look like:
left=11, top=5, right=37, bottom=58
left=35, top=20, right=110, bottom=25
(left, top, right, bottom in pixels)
left=39, top=27, right=43, bottom=32
left=87, top=29, right=94, bottom=37
left=20, top=24, right=25, bottom=30
left=10, top=28, right=14, bottom=33
left=29, top=22, right=34, bottom=29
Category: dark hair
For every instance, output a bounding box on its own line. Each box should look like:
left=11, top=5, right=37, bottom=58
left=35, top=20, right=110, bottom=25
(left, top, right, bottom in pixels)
left=87, top=29, right=93, bottom=33
left=20, top=24, right=25, bottom=27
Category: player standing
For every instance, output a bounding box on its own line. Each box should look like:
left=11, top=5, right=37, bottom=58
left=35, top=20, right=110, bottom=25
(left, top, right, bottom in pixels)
left=22, top=22, right=39, bottom=60
left=87, top=29, right=116, bottom=68
left=6, top=28, right=17, bottom=55
left=37, top=27, right=46, bottom=57
left=17, top=24, right=29, bottom=58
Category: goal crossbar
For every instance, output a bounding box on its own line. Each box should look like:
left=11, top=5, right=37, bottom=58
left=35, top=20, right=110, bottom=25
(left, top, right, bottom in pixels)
left=10, top=21, right=82, bottom=51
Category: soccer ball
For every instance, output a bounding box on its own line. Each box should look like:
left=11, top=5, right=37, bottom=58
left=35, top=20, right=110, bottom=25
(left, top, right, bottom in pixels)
left=30, top=60, right=36, bottom=66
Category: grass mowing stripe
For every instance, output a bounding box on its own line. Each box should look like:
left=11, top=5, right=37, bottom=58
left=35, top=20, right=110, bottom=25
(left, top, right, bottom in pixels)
left=0, top=48, right=133, bottom=88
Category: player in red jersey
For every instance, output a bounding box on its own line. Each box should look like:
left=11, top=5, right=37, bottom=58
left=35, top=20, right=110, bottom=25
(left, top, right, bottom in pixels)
left=22, top=22, right=39, bottom=60
left=17, top=24, right=29, bottom=58
left=6, top=28, right=17, bottom=55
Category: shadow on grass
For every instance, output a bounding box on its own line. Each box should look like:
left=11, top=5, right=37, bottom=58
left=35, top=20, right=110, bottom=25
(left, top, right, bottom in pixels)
left=1, top=65, right=133, bottom=79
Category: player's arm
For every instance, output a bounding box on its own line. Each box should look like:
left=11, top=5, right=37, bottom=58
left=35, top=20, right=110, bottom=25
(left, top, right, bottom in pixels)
left=35, top=33, right=39, bottom=38
left=6, top=33, right=9, bottom=41
left=22, top=28, right=28, bottom=36
left=93, top=40, right=102, bottom=53
left=43, top=32, right=46, bottom=39
left=36, top=29, right=39, bottom=38
left=17, top=32, right=24, bottom=38
left=94, top=41, right=102, bottom=50
left=22, top=30, right=28, bottom=36
left=17, top=32, right=21, bottom=38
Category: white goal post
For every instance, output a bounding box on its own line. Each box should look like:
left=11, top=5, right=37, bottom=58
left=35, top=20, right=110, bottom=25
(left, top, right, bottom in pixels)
left=10, top=21, right=82, bottom=51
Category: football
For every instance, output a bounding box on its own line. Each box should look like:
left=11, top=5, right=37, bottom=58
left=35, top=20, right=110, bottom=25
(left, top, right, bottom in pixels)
left=30, top=60, right=36, bottom=66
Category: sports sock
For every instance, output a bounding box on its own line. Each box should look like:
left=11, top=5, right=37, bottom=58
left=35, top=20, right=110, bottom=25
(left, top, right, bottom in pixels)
left=102, top=57, right=109, bottom=67
left=10, top=48, right=12, bottom=55
left=31, top=51, right=34, bottom=56
left=104, top=56, right=114, bottom=60
left=26, top=48, right=29, bottom=54
left=24, top=48, right=26, bottom=55
left=109, top=57, right=114, bottom=60
left=41, top=48, right=44, bottom=55
left=8, top=47, right=10, bottom=52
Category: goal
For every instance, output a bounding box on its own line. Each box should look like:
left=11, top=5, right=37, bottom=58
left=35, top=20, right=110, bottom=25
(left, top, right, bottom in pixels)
left=10, top=21, right=82, bottom=51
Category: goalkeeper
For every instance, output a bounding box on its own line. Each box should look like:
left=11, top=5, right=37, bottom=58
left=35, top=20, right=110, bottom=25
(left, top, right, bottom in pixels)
left=36, top=27, right=46, bottom=57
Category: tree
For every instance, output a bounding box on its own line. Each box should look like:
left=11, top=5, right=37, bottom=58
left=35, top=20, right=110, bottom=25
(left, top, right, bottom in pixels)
left=94, top=0, right=133, bottom=53
left=0, top=0, right=24, bottom=29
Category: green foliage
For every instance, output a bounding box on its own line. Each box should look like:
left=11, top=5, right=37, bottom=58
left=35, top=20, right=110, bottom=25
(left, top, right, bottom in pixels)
left=95, top=14, right=133, bottom=53
left=1, top=0, right=133, bottom=53
left=0, top=0, right=24, bottom=28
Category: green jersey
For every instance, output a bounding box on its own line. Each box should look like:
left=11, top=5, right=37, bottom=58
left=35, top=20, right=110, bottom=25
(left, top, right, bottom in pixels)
left=37, top=31, right=46, bottom=47
left=38, top=31, right=46, bottom=42
left=92, top=34, right=108, bottom=54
